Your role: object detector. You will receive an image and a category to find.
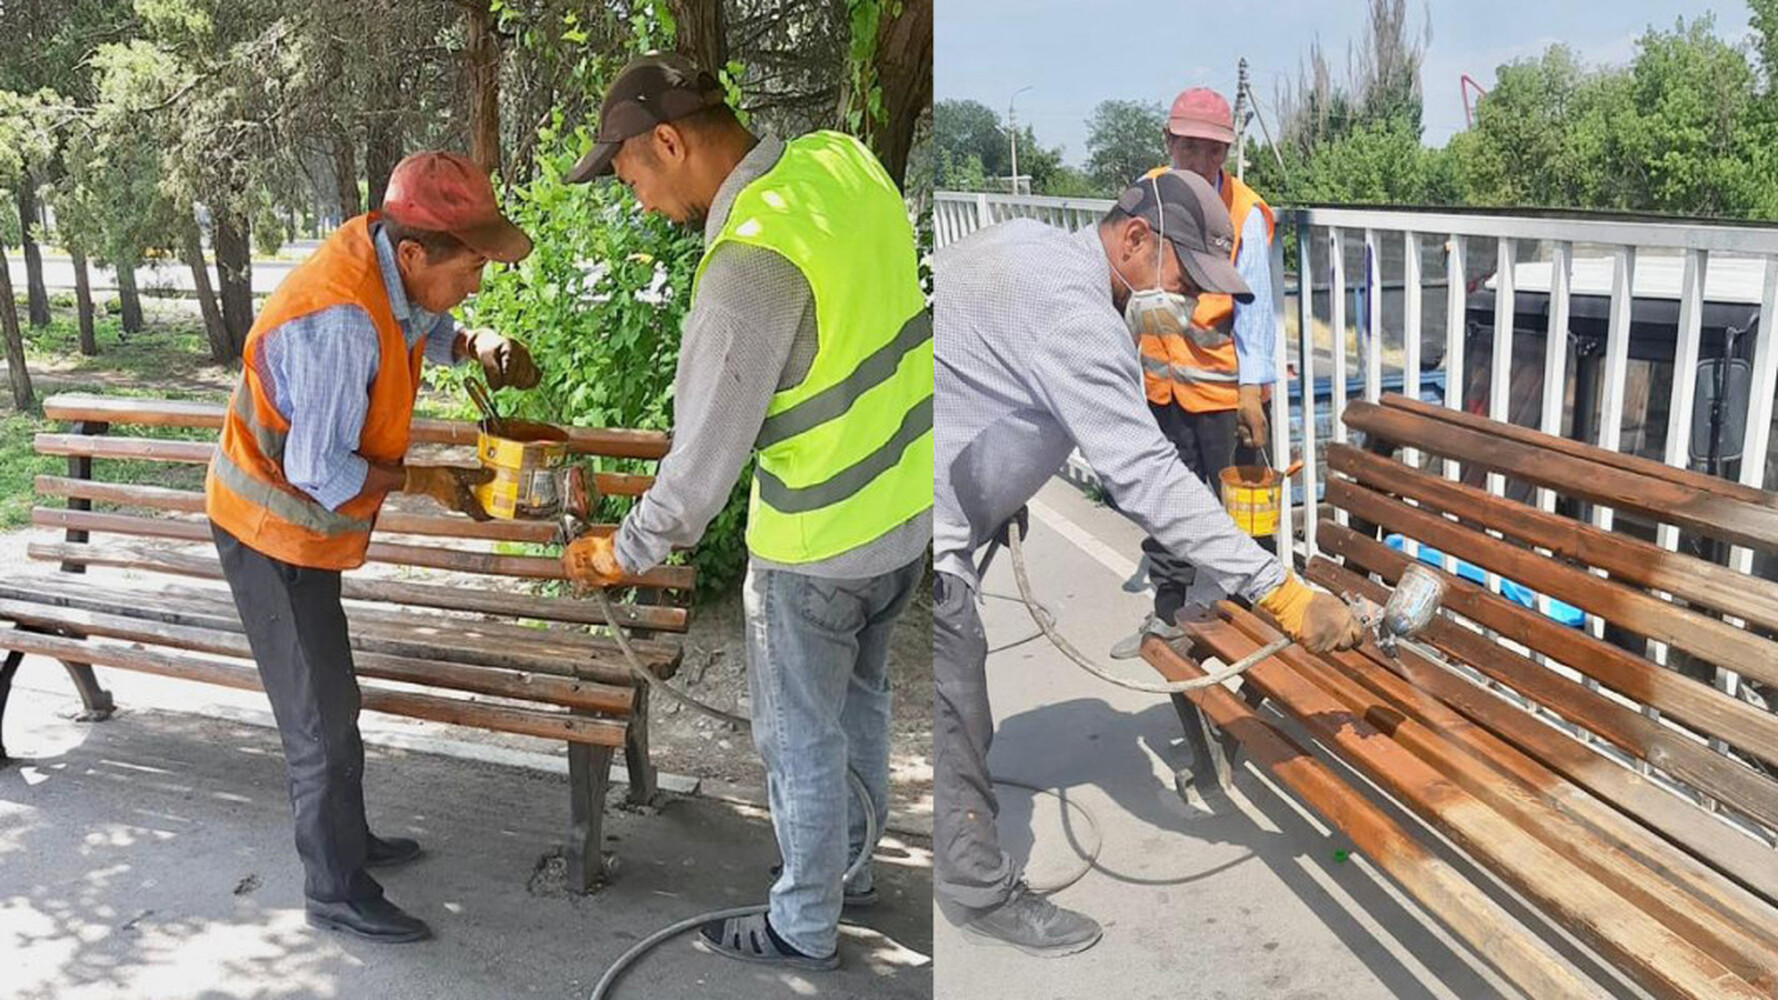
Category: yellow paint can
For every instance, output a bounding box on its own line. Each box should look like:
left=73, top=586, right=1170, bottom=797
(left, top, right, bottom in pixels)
left=473, top=420, right=570, bottom=521
left=1220, top=464, right=1281, bottom=537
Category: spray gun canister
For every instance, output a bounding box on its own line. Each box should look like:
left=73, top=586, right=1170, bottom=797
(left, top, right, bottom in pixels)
left=1378, top=563, right=1446, bottom=652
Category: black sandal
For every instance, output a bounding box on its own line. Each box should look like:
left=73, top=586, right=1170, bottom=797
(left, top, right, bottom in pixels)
left=695, top=911, right=839, bottom=971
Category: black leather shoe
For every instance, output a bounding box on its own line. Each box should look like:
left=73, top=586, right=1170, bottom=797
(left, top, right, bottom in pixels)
left=305, top=896, right=432, bottom=943
left=366, top=835, right=422, bottom=869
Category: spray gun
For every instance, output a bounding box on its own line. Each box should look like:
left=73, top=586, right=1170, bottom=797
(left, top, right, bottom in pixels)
left=1341, top=563, right=1447, bottom=656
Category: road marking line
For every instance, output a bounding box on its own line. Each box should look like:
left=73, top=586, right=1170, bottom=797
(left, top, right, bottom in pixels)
left=1028, top=497, right=1142, bottom=581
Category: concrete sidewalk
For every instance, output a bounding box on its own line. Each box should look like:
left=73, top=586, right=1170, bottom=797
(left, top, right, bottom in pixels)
left=1, top=684, right=932, bottom=1000
left=932, top=477, right=1550, bottom=1000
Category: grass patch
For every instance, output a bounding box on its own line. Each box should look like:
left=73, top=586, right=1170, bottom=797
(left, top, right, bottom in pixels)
left=25, top=309, right=223, bottom=387
left=0, top=409, right=63, bottom=530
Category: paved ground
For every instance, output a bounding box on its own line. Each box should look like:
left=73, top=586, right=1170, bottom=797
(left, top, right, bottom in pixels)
left=928, top=477, right=1626, bottom=1000
left=1, top=685, right=932, bottom=1000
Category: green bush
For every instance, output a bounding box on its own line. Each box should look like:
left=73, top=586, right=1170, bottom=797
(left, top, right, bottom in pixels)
left=448, top=117, right=754, bottom=595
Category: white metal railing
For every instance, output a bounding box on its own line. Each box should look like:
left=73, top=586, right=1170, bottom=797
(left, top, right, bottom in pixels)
left=936, top=190, right=1778, bottom=843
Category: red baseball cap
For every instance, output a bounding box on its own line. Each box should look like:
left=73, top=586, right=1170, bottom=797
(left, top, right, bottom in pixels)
left=381, top=151, right=533, bottom=263
left=1167, top=87, right=1236, bottom=144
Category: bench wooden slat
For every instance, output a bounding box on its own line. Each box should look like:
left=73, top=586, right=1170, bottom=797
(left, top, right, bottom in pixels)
left=1327, top=444, right=1778, bottom=634
left=1218, top=607, right=1778, bottom=987
left=40, top=393, right=672, bottom=461
left=1307, top=556, right=1778, bottom=908
left=31, top=433, right=655, bottom=498
left=1319, top=520, right=1778, bottom=784
left=29, top=508, right=696, bottom=591
left=34, top=475, right=627, bottom=546
left=0, top=627, right=626, bottom=746
left=1325, top=478, right=1778, bottom=686
left=17, top=542, right=688, bottom=632
left=1182, top=608, right=1774, bottom=1000
left=0, top=575, right=678, bottom=685
left=1344, top=401, right=1778, bottom=555
left=1143, top=637, right=1617, bottom=1000
left=0, top=598, right=635, bottom=715
left=1380, top=392, right=1778, bottom=508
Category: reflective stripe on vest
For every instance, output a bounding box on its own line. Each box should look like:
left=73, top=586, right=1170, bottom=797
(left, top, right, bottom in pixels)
left=696, top=132, right=932, bottom=565
left=212, top=388, right=373, bottom=535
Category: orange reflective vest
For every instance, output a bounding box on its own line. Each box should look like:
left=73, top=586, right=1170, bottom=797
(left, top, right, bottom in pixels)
left=1137, top=167, right=1274, bottom=412
left=205, top=214, right=425, bottom=570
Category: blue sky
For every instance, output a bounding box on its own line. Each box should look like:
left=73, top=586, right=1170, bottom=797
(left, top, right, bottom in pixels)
left=936, top=0, right=1751, bottom=165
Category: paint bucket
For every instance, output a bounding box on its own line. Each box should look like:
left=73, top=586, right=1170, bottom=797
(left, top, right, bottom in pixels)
left=1219, top=463, right=1281, bottom=537
left=473, top=420, right=570, bottom=520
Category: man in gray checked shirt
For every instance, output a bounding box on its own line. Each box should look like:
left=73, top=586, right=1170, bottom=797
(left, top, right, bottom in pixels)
left=934, top=169, right=1360, bottom=956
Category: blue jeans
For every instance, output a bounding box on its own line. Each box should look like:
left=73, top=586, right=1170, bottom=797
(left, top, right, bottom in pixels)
left=744, top=556, right=923, bottom=958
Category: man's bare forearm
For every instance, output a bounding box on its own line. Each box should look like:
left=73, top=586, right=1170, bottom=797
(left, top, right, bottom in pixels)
left=348, top=459, right=406, bottom=507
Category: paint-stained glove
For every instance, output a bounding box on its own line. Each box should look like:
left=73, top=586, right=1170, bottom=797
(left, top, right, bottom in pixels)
left=467, top=329, right=540, bottom=390
left=1257, top=573, right=1362, bottom=654
left=563, top=533, right=627, bottom=588
left=404, top=465, right=496, bottom=521
left=1236, top=385, right=1269, bottom=450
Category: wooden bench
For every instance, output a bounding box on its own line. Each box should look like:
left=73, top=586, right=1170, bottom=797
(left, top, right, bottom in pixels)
left=1143, top=393, right=1778, bottom=1000
left=0, top=393, right=694, bottom=892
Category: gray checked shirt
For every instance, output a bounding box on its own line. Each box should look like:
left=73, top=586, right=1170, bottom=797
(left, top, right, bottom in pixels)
left=933, top=218, right=1286, bottom=600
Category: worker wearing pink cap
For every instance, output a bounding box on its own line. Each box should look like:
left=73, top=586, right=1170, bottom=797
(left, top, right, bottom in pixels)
left=1116, top=86, right=1280, bottom=658
left=206, top=151, right=538, bottom=943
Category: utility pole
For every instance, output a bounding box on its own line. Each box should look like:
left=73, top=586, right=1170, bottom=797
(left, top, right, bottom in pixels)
left=1233, top=57, right=1250, bottom=181
left=1007, top=85, right=1033, bottom=195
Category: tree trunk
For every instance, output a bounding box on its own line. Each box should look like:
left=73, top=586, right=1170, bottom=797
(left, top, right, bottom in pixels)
left=213, top=209, right=253, bottom=359
left=365, top=116, right=402, bottom=212
left=667, top=0, right=728, bottom=75
left=16, top=180, right=50, bottom=328
left=71, top=249, right=96, bottom=356
left=332, top=123, right=361, bottom=220
left=182, top=223, right=229, bottom=362
left=114, top=257, right=144, bottom=333
left=466, top=0, right=502, bottom=176
left=0, top=238, right=35, bottom=410
left=866, top=0, right=931, bottom=189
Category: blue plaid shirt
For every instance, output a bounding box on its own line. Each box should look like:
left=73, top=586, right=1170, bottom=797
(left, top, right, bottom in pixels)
left=252, top=223, right=463, bottom=510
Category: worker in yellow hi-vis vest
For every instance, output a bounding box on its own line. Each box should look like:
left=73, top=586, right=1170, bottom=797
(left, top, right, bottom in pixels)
left=557, top=53, right=931, bottom=973
left=1113, top=86, right=1280, bottom=660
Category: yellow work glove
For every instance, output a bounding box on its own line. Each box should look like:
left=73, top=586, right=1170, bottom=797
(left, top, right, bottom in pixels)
left=466, top=329, right=540, bottom=390
left=563, top=533, right=627, bottom=588
left=1236, top=384, right=1269, bottom=450
left=404, top=465, right=495, bottom=521
left=1256, top=573, right=1363, bottom=654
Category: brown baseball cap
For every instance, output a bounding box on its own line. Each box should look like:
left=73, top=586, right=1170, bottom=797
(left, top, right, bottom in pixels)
left=382, top=151, right=533, bottom=263
left=1114, top=169, right=1252, bottom=302
left=565, top=52, right=728, bottom=184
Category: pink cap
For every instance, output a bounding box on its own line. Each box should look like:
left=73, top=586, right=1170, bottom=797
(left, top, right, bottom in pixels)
left=1167, top=87, right=1236, bottom=144
left=381, top=151, right=532, bottom=263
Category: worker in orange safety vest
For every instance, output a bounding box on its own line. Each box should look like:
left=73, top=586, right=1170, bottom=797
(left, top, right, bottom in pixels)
left=1114, top=86, right=1280, bottom=658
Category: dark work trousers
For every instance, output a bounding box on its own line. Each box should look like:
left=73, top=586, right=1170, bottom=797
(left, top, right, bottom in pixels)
left=932, top=570, right=1018, bottom=914
left=211, top=521, right=381, bottom=904
left=1139, top=402, right=1270, bottom=624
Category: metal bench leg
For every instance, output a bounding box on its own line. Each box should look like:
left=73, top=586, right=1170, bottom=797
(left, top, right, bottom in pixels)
left=566, top=741, right=615, bottom=893
left=0, top=650, right=22, bottom=764
left=1171, top=691, right=1235, bottom=811
left=623, top=683, right=658, bottom=806
left=58, top=659, right=115, bottom=721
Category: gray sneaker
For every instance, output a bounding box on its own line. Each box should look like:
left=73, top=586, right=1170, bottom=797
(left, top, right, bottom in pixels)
left=958, top=883, right=1103, bottom=957
left=1109, top=612, right=1184, bottom=660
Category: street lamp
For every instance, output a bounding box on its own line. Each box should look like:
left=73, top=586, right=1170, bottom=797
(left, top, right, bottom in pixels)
left=1007, top=85, right=1034, bottom=195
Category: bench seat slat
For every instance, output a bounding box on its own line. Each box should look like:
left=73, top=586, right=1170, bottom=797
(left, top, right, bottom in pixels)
left=0, top=575, right=678, bottom=684
left=29, top=507, right=695, bottom=592
left=0, top=627, right=626, bottom=746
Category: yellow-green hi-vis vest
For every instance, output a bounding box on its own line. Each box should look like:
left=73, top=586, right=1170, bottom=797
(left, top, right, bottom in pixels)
left=695, top=131, right=933, bottom=564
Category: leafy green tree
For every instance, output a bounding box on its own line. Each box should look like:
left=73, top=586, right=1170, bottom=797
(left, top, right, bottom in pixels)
left=1084, top=99, right=1164, bottom=192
